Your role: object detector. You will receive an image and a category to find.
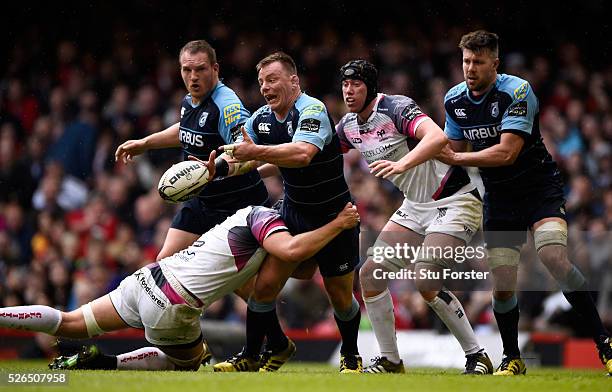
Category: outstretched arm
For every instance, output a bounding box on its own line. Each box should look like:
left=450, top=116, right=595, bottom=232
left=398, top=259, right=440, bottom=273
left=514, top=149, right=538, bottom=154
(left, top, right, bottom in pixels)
left=115, top=122, right=181, bottom=163
left=263, top=202, right=359, bottom=263
left=439, top=132, right=524, bottom=167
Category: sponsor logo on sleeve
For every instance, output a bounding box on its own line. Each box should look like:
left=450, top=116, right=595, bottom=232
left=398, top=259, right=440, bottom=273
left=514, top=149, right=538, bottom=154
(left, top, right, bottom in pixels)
left=299, top=118, right=321, bottom=133
left=401, top=103, right=424, bottom=122
left=513, top=82, right=529, bottom=100
left=507, top=101, right=528, bottom=117
left=223, top=104, right=241, bottom=126
left=302, top=104, right=324, bottom=116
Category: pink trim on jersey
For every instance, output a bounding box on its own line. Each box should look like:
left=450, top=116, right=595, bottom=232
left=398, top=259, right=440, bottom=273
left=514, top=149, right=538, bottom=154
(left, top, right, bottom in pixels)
left=160, top=282, right=188, bottom=305
left=431, top=166, right=453, bottom=200
left=408, top=114, right=429, bottom=138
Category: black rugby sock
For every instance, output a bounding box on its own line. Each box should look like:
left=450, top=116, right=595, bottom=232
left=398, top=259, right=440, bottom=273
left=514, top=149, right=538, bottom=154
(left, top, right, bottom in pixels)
left=90, top=353, right=117, bottom=370
left=245, top=307, right=269, bottom=357
left=563, top=285, right=609, bottom=342
left=494, top=304, right=521, bottom=358
left=334, top=311, right=361, bottom=356
left=265, top=310, right=289, bottom=353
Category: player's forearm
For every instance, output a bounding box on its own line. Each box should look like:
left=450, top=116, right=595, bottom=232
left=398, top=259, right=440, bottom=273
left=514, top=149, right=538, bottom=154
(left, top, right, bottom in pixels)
left=143, top=122, right=181, bottom=149
left=453, top=145, right=518, bottom=167
left=283, top=220, right=345, bottom=262
left=255, top=143, right=314, bottom=167
left=398, top=128, right=447, bottom=170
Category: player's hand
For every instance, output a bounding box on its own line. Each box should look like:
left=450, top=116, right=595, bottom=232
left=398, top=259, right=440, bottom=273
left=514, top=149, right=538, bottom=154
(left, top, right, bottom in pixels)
left=369, top=160, right=407, bottom=179
left=436, top=145, right=459, bottom=165
left=115, top=139, right=147, bottom=164
left=220, top=126, right=260, bottom=161
left=335, top=202, right=360, bottom=229
left=188, top=150, right=217, bottom=180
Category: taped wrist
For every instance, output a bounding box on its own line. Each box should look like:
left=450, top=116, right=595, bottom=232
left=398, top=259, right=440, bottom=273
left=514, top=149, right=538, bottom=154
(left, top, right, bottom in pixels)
left=214, top=157, right=229, bottom=177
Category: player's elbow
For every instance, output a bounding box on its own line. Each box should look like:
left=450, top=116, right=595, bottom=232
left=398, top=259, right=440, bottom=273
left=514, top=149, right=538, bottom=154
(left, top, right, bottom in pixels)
left=434, top=132, right=449, bottom=153
left=499, top=150, right=519, bottom=166
left=294, top=152, right=313, bottom=167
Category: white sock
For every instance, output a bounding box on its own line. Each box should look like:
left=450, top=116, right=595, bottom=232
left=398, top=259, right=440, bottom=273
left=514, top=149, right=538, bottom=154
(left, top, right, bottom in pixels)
left=426, top=291, right=481, bottom=355
left=363, top=289, right=400, bottom=363
left=0, top=306, right=62, bottom=334
left=116, top=347, right=176, bottom=370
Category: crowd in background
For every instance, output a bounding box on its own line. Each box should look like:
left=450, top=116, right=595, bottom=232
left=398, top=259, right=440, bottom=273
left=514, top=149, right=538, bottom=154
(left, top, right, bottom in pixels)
left=1, top=3, right=611, bottom=346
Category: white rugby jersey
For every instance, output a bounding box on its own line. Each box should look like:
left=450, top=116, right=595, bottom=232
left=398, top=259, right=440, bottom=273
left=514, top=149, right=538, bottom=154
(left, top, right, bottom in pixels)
left=160, top=206, right=288, bottom=307
left=336, top=94, right=474, bottom=203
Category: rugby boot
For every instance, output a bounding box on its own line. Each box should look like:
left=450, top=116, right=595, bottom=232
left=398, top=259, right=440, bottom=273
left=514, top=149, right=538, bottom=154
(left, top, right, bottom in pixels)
left=49, top=345, right=106, bottom=370
left=213, top=349, right=260, bottom=372
left=493, top=356, right=526, bottom=375
left=462, top=350, right=493, bottom=375
left=363, top=356, right=405, bottom=373
left=259, top=338, right=297, bottom=372
left=596, top=335, right=612, bottom=375
left=339, top=354, right=363, bottom=373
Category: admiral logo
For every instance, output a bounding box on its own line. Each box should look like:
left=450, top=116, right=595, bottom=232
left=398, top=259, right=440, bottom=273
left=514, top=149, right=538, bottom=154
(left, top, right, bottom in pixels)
left=491, top=102, right=499, bottom=118
left=179, top=130, right=204, bottom=147
left=299, top=118, right=321, bottom=133
left=395, top=210, right=409, bottom=218
left=258, top=123, right=271, bottom=133
left=463, top=125, right=501, bottom=140
left=351, top=137, right=363, bottom=144
left=198, top=112, right=209, bottom=127
left=454, top=108, right=467, bottom=118
left=168, top=164, right=202, bottom=185
left=223, top=104, right=241, bottom=126
left=507, top=101, right=527, bottom=117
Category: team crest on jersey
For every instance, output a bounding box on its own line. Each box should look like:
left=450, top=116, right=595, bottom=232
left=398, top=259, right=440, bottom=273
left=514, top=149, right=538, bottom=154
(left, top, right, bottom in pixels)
left=491, top=102, right=499, bottom=118
left=199, top=112, right=209, bottom=127
left=287, top=122, right=294, bottom=137
left=514, top=82, right=529, bottom=100
left=180, top=107, right=185, bottom=119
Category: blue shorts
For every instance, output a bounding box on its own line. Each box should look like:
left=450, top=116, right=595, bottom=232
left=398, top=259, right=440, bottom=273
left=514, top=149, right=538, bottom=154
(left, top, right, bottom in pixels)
left=280, top=200, right=359, bottom=277
left=171, top=195, right=270, bottom=235
left=483, top=178, right=566, bottom=249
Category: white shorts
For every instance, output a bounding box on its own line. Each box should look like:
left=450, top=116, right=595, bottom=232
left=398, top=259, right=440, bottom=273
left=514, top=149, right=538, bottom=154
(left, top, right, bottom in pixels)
left=390, top=190, right=482, bottom=244
left=109, top=265, right=203, bottom=346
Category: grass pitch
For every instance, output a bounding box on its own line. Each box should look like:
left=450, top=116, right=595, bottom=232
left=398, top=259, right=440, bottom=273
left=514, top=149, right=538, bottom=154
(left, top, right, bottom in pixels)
left=0, top=361, right=609, bottom=392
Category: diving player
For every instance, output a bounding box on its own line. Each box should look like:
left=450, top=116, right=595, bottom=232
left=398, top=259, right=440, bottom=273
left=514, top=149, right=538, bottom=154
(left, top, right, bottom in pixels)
left=114, top=40, right=268, bottom=262
left=441, top=30, right=612, bottom=375
left=337, top=60, right=492, bottom=374
left=0, top=203, right=359, bottom=371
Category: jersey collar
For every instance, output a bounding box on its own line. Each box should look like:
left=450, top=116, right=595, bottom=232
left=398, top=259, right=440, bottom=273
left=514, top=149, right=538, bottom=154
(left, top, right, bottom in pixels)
left=466, top=75, right=499, bottom=104
left=186, top=81, right=224, bottom=108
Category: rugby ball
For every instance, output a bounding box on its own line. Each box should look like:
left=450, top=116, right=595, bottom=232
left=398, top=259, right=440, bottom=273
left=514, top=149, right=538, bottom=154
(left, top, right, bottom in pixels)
left=158, top=161, right=210, bottom=203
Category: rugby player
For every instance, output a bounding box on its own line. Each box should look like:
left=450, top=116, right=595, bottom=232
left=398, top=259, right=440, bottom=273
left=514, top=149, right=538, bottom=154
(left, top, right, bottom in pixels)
left=337, top=60, right=492, bottom=374
left=0, top=203, right=359, bottom=371
left=441, top=30, right=612, bottom=375
left=212, top=52, right=363, bottom=373
left=114, top=40, right=268, bottom=263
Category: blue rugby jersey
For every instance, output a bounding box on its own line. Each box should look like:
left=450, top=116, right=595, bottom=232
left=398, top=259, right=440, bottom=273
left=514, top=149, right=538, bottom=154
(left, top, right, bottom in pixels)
left=179, top=81, right=267, bottom=208
left=444, top=74, right=560, bottom=191
left=244, top=93, right=350, bottom=214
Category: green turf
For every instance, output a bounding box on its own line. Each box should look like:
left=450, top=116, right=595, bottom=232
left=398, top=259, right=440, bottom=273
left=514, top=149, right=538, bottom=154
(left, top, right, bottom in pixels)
left=0, top=361, right=609, bottom=392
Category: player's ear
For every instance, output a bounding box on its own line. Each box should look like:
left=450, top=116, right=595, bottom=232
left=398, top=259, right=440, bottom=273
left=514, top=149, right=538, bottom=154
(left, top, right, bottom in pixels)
left=493, top=58, right=500, bottom=71
left=213, top=62, right=220, bottom=73
left=291, top=74, right=299, bottom=87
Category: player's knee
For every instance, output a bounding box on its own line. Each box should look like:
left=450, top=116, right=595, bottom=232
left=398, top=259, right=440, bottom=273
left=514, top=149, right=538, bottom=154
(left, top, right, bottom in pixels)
left=493, top=290, right=515, bottom=301
left=537, top=246, right=571, bottom=280
left=327, top=285, right=354, bottom=311
left=253, top=279, right=282, bottom=302
left=419, top=290, right=438, bottom=302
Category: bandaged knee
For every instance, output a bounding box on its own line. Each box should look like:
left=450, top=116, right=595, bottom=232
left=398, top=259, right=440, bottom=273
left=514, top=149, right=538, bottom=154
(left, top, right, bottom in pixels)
left=81, top=303, right=105, bottom=337
left=487, top=247, right=520, bottom=269
left=533, top=221, right=567, bottom=251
